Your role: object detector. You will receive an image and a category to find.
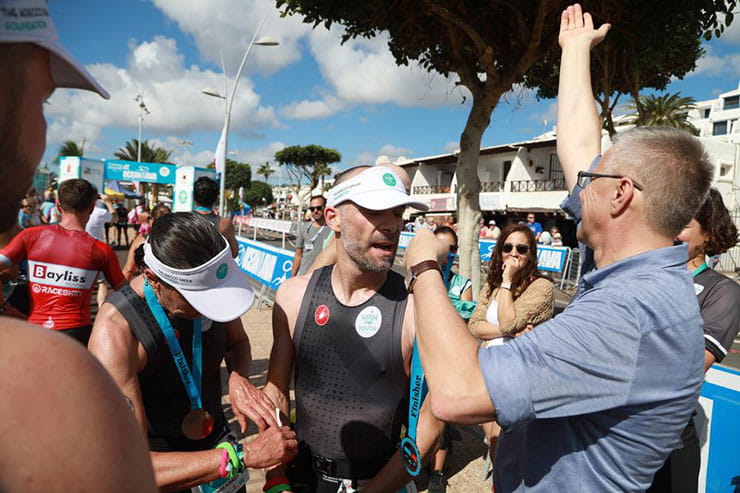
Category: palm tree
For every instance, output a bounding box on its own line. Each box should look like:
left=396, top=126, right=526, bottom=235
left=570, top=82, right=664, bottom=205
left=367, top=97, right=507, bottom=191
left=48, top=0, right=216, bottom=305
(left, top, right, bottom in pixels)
left=58, top=139, right=85, bottom=157
left=114, top=139, right=173, bottom=164
left=257, top=162, right=275, bottom=182
left=628, top=93, right=699, bottom=135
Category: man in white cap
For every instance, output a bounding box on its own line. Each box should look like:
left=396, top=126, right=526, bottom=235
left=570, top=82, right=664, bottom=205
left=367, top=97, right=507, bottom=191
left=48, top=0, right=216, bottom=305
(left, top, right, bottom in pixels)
left=88, top=212, right=298, bottom=492
left=0, top=2, right=159, bottom=491
left=259, top=166, right=443, bottom=492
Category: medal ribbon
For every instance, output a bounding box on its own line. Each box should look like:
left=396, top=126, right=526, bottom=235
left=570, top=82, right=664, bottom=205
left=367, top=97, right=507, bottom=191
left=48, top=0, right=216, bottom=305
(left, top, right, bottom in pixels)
left=195, top=206, right=213, bottom=213
left=144, top=281, right=203, bottom=410
left=400, top=338, right=428, bottom=476
left=692, top=262, right=708, bottom=278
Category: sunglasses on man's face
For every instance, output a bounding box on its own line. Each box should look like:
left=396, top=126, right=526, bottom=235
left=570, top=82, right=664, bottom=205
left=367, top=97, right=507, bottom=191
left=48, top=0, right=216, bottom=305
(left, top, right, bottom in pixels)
left=502, top=243, right=529, bottom=255
left=309, top=206, right=324, bottom=212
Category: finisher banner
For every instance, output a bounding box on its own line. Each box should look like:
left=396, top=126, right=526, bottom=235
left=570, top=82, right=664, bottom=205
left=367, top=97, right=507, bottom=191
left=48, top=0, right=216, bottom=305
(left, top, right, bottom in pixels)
left=235, top=236, right=294, bottom=291
left=398, top=233, right=569, bottom=273
left=104, top=159, right=177, bottom=184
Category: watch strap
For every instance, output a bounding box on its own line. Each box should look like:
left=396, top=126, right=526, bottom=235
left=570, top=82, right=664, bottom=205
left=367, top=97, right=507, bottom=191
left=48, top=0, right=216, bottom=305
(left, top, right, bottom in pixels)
left=500, top=282, right=512, bottom=290
left=408, top=260, right=441, bottom=293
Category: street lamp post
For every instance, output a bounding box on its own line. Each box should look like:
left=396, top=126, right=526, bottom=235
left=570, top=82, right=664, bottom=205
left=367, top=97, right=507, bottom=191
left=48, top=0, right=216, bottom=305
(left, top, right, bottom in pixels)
left=203, top=15, right=278, bottom=216
left=135, top=94, right=150, bottom=162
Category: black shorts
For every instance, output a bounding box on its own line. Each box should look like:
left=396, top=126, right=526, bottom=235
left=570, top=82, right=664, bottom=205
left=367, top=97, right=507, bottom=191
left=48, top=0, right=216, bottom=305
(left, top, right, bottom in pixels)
left=60, top=325, right=93, bottom=346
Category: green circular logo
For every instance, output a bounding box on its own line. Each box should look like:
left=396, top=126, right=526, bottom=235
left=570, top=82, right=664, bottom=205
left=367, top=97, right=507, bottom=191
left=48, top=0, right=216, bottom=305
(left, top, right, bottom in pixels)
left=178, top=190, right=188, bottom=203
left=216, top=263, right=228, bottom=279
left=382, top=173, right=397, bottom=187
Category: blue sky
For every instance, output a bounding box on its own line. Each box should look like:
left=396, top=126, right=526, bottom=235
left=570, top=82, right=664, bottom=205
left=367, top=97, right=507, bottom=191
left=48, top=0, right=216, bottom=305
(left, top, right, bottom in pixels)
left=44, top=0, right=740, bottom=184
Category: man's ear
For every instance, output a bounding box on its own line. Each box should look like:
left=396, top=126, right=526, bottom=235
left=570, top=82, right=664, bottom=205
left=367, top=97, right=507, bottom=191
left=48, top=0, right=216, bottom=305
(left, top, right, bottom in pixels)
left=143, top=268, right=161, bottom=290
left=325, top=206, right=341, bottom=233
left=610, top=177, right=637, bottom=217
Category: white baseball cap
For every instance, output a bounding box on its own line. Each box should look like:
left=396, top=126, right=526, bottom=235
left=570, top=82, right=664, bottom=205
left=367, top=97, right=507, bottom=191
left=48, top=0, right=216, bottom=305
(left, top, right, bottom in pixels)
left=327, top=167, right=429, bottom=211
left=0, top=0, right=109, bottom=98
left=143, top=239, right=254, bottom=322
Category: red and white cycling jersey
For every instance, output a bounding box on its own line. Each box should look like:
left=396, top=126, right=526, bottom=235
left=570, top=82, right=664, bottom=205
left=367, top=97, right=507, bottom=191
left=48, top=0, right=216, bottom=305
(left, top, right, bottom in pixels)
left=0, top=225, right=124, bottom=330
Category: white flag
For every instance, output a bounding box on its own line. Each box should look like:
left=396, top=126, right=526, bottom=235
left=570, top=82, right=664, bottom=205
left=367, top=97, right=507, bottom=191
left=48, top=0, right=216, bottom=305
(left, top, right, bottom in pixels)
left=213, top=122, right=228, bottom=174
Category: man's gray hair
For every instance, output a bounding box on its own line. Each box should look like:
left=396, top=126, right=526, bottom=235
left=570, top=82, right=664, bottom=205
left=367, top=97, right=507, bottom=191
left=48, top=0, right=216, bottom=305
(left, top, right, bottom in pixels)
left=605, top=127, right=713, bottom=237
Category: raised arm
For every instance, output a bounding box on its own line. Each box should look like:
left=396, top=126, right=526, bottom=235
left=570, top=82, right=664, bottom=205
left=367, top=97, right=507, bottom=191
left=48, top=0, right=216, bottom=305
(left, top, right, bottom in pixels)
left=556, top=4, right=610, bottom=191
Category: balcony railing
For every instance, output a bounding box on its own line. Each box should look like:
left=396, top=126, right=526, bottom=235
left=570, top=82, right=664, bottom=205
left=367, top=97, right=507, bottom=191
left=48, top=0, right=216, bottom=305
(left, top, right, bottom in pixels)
left=481, top=181, right=505, bottom=192
left=510, top=179, right=566, bottom=192
left=412, top=185, right=453, bottom=194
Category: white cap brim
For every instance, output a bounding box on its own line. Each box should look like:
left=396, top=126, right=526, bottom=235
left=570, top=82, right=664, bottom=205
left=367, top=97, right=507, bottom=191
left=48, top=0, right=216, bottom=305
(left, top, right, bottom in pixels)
left=351, top=189, right=429, bottom=212
left=42, top=40, right=110, bottom=99
left=178, top=267, right=254, bottom=323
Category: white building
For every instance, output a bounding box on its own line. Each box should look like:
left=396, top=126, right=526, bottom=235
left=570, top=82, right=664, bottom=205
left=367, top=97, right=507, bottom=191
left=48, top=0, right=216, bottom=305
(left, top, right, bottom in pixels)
left=688, top=82, right=740, bottom=144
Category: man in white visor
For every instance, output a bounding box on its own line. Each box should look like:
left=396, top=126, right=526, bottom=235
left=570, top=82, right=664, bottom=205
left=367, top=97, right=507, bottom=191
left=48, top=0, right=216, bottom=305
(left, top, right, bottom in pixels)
left=259, top=166, right=443, bottom=493
left=89, top=212, right=297, bottom=492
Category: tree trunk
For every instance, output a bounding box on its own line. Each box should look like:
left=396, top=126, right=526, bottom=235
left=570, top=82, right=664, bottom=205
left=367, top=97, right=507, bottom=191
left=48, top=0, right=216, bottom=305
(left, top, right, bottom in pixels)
left=456, top=92, right=495, bottom=299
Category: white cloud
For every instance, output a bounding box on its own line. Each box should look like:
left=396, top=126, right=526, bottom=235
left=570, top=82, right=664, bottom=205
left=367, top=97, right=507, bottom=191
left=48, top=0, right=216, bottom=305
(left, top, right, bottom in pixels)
left=45, top=35, right=279, bottom=157
left=719, top=12, right=740, bottom=44
left=354, top=144, right=415, bottom=166
left=443, top=141, right=459, bottom=154
left=280, top=95, right=345, bottom=120
left=529, top=102, right=557, bottom=127
left=690, top=50, right=740, bottom=78
left=151, top=0, right=309, bottom=75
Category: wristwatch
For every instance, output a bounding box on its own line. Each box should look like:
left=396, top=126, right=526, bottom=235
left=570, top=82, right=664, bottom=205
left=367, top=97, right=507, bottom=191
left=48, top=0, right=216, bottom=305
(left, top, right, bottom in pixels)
left=500, top=282, right=512, bottom=290
left=407, top=260, right=441, bottom=293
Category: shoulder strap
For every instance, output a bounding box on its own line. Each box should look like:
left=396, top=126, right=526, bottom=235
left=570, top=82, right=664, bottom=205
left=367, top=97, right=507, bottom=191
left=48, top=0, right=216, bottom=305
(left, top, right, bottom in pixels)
left=106, top=285, right=160, bottom=355
left=292, top=266, right=330, bottom=352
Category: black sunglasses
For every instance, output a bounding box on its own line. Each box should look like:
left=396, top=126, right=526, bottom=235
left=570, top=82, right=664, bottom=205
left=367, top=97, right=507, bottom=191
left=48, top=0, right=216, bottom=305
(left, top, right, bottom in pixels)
left=308, top=206, right=324, bottom=212
left=502, top=243, right=529, bottom=255
left=577, top=171, right=644, bottom=191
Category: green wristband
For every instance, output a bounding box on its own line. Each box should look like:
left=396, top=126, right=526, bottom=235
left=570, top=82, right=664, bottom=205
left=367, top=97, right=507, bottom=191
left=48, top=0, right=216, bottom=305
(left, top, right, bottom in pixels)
left=215, top=441, right=240, bottom=477
left=265, top=484, right=291, bottom=493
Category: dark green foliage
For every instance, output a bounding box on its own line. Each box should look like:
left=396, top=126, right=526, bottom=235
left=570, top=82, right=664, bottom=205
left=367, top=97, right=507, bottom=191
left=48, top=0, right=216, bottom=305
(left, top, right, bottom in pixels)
left=225, top=159, right=251, bottom=190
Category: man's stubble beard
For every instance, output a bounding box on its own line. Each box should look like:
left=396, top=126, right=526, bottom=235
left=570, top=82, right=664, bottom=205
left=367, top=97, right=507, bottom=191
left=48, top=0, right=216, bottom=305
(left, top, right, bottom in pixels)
left=341, top=231, right=397, bottom=273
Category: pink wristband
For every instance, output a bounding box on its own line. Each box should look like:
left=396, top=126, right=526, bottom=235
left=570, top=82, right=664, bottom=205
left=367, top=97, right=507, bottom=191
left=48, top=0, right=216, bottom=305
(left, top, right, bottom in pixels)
left=219, top=448, right=229, bottom=478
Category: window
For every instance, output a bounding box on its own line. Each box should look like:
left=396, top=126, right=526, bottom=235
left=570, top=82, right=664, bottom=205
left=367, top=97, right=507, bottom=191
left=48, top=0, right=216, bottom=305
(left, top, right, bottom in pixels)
left=549, top=153, right=564, bottom=181
left=724, top=95, right=739, bottom=110
left=503, top=160, right=512, bottom=181
left=703, top=108, right=711, bottom=118
left=713, top=121, right=728, bottom=135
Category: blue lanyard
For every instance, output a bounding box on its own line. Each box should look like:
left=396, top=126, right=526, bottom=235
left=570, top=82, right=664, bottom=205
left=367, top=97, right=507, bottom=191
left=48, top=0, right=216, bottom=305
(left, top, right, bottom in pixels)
left=143, top=281, right=203, bottom=410
left=195, top=206, right=213, bottom=213
left=400, top=338, right=428, bottom=476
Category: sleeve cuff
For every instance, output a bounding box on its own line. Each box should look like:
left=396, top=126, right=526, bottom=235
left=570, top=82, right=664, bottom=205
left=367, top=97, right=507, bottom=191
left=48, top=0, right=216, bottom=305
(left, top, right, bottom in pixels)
left=478, top=344, right=535, bottom=428
left=705, top=334, right=728, bottom=363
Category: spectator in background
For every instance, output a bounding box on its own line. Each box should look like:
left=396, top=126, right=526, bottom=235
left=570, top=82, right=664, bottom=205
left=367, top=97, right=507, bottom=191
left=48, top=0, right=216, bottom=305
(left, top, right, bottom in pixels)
left=538, top=227, right=553, bottom=245
left=122, top=203, right=171, bottom=280
left=486, top=219, right=501, bottom=240
left=550, top=226, right=563, bottom=247
left=17, top=199, right=35, bottom=229
left=291, top=195, right=330, bottom=277
left=649, top=189, right=740, bottom=492
left=113, top=199, right=130, bottom=247
left=479, top=218, right=489, bottom=239
left=467, top=223, right=554, bottom=472
left=193, top=176, right=239, bottom=257
left=525, top=212, right=543, bottom=241
left=40, top=189, right=60, bottom=224
left=86, top=192, right=117, bottom=308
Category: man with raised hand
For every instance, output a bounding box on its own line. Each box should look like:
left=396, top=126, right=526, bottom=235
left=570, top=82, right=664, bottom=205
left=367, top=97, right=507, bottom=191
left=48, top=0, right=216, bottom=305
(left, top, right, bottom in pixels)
left=403, top=4, right=713, bottom=492
left=262, top=166, right=442, bottom=492
left=0, top=1, right=156, bottom=490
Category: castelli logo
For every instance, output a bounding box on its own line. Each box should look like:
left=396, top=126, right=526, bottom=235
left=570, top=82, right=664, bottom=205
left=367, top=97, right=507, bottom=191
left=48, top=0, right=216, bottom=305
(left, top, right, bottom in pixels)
left=314, top=305, right=330, bottom=326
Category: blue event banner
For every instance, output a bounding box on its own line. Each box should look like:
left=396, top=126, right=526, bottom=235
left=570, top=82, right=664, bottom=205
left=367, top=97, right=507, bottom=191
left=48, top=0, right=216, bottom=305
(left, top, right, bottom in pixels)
left=235, top=236, right=294, bottom=291
left=104, top=159, right=177, bottom=184
left=399, top=233, right=569, bottom=273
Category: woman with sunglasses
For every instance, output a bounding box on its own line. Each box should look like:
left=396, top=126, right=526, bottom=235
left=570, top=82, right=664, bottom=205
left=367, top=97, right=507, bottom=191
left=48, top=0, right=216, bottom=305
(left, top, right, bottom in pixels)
left=468, top=223, right=554, bottom=478
left=649, top=189, right=740, bottom=493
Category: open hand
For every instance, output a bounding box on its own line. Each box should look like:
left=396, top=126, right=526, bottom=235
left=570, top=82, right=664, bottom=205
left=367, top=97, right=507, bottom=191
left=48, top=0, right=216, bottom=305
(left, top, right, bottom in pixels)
left=559, top=4, right=610, bottom=50
left=228, top=372, right=278, bottom=432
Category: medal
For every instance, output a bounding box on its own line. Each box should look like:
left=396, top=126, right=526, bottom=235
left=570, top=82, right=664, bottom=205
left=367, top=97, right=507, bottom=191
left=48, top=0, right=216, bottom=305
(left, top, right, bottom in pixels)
left=144, top=281, right=212, bottom=440
left=182, top=408, right=216, bottom=440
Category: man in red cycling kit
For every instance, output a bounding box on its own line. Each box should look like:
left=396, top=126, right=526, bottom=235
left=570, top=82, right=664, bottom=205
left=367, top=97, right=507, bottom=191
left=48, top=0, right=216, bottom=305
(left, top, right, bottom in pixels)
left=0, top=178, right=126, bottom=344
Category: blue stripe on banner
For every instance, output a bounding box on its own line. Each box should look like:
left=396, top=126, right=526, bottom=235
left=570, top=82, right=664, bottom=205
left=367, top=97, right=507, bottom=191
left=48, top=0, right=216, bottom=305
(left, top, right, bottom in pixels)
left=235, top=236, right=295, bottom=291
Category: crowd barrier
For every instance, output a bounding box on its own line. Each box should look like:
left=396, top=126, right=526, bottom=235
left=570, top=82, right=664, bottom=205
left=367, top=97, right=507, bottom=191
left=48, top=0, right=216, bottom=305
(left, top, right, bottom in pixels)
left=235, top=235, right=294, bottom=308
left=698, top=365, right=740, bottom=493
left=234, top=217, right=294, bottom=249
